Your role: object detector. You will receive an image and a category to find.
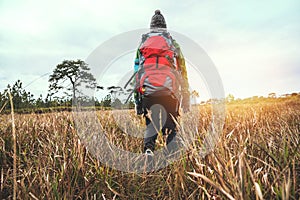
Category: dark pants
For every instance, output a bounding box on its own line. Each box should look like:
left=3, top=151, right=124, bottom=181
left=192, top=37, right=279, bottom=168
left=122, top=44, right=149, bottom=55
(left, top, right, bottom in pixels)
left=142, top=95, right=179, bottom=152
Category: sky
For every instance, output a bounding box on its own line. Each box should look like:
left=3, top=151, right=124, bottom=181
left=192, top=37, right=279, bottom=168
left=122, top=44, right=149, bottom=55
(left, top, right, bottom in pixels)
left=0, top=0, right=299, bottom=101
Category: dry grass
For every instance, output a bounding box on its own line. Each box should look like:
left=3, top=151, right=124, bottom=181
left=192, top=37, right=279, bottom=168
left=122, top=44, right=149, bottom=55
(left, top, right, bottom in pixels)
left=0, top=97, right=299, bottom=199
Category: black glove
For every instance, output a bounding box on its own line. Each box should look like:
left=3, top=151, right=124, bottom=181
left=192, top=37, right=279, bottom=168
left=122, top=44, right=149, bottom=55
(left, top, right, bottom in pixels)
left=136, top=103, right=143, bottom=115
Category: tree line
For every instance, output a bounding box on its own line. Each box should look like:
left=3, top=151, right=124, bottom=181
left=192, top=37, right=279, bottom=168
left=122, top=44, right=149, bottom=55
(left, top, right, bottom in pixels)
left=0, top=59, right=134, bottom=113
left=1, top=59, right=299, bottom=113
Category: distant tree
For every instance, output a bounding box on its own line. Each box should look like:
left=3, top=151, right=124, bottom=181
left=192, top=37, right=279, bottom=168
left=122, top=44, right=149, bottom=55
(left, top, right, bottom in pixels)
left=191, top=90, right=199, bottom=104
left=291, top=92, right=298, bottom=97
left=226, top=94, right=235, bottom=102
left=48, top=60, right=97, bottom=100
left=35, top=94, right=45, bottom=108
left=101, top=94, right=111, bottom=107
left=206, top=99, right=212, bottom=104
left=111, top=98, right=123, bottom=109
left=5, top=80, right=35, bottom=109
left=268, top=93, right=276, bottom=98
left=126, top=97, right=135, bottom=109
left=107, top=86, right=124, bottom=100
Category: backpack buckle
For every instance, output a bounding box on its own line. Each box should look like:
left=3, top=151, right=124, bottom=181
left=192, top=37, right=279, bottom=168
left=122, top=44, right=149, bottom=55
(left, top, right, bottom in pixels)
left=138, top=86, right=145, bottom=95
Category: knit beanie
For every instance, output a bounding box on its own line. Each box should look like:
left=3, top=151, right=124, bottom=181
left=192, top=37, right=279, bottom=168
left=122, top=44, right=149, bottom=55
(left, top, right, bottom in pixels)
left=150, top=10, right=167, bottom=29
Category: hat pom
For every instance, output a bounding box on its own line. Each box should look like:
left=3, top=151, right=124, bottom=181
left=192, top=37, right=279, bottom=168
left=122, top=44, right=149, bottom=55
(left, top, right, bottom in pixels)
left=155, top=10, right=161, bottom=15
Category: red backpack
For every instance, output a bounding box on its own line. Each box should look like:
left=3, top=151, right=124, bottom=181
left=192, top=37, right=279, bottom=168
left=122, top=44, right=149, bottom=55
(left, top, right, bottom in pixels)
left=135, top=32, right=182, bottom=98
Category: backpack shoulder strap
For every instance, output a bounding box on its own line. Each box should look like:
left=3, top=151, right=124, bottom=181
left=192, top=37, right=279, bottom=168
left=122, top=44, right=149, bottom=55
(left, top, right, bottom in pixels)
left=141, top=33, right=149, bottom=43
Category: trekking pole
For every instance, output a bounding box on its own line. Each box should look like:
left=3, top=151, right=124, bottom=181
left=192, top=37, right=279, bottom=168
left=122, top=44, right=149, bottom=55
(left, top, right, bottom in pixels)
left=124, top=90, right=134, bottom=104
left=124, top=71, right=137, bottom=89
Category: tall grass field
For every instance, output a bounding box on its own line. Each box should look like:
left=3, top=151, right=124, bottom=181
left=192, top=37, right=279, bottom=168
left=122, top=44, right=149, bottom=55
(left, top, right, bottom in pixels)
left=0, top=96, right=299, bottom=199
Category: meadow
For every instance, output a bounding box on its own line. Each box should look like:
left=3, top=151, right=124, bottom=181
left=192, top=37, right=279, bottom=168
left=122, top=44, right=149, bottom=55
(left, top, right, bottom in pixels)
left=0, top=96, right=299, bottom=199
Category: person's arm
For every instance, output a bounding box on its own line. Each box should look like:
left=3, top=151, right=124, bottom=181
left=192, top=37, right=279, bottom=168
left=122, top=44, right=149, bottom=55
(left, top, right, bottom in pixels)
left=134, top=50, right=140, bottom=73
left=133, top=49, right=143, bottom=115
left=173, top=40, right=190, bottom=112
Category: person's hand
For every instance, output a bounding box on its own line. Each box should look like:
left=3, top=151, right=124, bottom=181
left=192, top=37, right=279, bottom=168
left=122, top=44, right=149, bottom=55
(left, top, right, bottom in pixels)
left=136, top=104, right=143, bottom=115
